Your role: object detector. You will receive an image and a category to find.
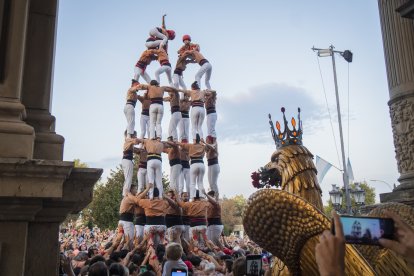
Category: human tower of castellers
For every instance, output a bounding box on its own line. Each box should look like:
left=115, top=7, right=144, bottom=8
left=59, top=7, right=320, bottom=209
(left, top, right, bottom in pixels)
left=119, top=15, right=223, bottom=251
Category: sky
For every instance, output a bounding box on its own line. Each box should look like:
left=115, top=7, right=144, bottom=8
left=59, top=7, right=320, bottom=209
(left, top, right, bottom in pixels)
left=52, top=1, right=399, bottom=205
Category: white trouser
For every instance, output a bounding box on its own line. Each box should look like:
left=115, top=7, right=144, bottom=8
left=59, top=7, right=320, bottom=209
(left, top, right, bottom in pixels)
left=134, top=66, right=151, bottom=84
left=206, top=112, right=217, bottom=138
left=144, top=225, right=167, bottom=247
left=167, top=225, right=185, bottom=244
left=195, top=62, right=212, bottom=90
left=119, top=220, right=134, bottom=240
left=149, top=103, right=164, bottom=139
left=191, top=106, right=205, bottom=140
left=137, top=167, right=147, bottom=192
left=168, top=111, right=182, bottom=140
left=147, top=159, right=163, bottom=198
left=124, top=104, right=135, bottom=136
left=140, top=114, right=150, bottom=139
left=173, top=73, right=187, bottom=90
left=155, top=65, right=173, bottom=86
left=135, top=225, right=145, bottom=243
left=190, top=162, right=205, bottom=199
left=179, top=117, right=190, bottom=141
left=208, top=163, right=220, bottom=196
left=169, top=163, right=182, bottom=192
left=121, top=159, right=134, bottom=197
left=207, top=224, right=224, bottom=247
left=148, top=28, right=168, bottom=48
left=180, top=167, right=190, bottom=194
left=190, top=225, right=208, bottom=247
left=182, top=225, right=191, bottom=241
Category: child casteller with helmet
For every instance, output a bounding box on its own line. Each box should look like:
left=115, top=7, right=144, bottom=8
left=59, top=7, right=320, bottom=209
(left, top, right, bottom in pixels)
left=146, top=14, right=176, bottom=51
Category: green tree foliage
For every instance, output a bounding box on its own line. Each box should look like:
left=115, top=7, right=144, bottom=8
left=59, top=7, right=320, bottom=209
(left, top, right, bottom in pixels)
left=73, top=158, right=88, bottom=168
left=323, top=181, right=376, bottom=216
left=221, top=195, right=247, bottom=235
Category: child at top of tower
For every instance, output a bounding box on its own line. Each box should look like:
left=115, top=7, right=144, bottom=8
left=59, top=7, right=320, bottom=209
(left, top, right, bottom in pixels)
left=146, top=14, right=175, bottom=52
left=177, top=34, right=200, bottom=56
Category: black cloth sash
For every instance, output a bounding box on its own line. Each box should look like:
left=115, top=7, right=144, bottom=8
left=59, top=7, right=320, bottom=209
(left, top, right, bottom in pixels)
left=151, top=97, right=163, bottom=105
left=206, top=107, right=216, bottom=114
left=181, top=111, right=189, bottom=118
left=207, top=217, right=223, bottom=226
left=134, top=215, right=146, bottom=226
left=142, top=109, right=149, bottom=116
left=119, top=213, right=134, bottom=222
left=126, top=100, right=137, bottom=107
left=160, top=60, right=171, bottom=67
left=171, top=106, right=180, bottom=113
left=174, top=68, right=183, bottom=76
left=146, top=216, right=166, bottom=225
left=182, top=216, right=190, bottom=225
left=166, top=215, right=183, bottom=228
left=139, top=161, right=147, bottom=169
left=181, top=160, right=190, bottom=168
left=123, top=150, right=133, bottom=160
left=199, top=59, right=209, bottom=66
left=148, top=154, right=162, bottom=161
left=208, top=157, right=219, bottom=166
left=190, top=216, right=207, bottom=227
left=191, top=158, right=204, bottom=165
left=169, top=158, right=181, bottom=166
left=191, top=100, right=203, bottom=107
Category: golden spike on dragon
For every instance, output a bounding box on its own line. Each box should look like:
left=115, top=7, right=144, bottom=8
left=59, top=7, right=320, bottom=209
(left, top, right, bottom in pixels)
left=243, top=107, right=414, bottom=276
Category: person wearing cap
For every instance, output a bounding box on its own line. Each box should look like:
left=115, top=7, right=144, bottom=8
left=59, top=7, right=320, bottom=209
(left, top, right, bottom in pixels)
left=176, top=189, right=210, bottom=249
left=146, top=14, right=175, bottom=50
left=204, top=190, right=224, bottom=249
left=132, top=49, right=158, bottom=85
left=177, top=134, right=207, bottom=199
left=178, top=95, right=191, bottom=142
left=177, top=34, right=200, bottom=56
left=134, top=147, right=148, bottom=193
left=205, top=90, right=218, bottom=139
left=137, top=92, right=151, bottom=140
left=178, top=82, right=215, bottom=141
left=137, top=187, right=170, bottom=249
left=120, top=184, right=151, bottom=241
left=204, top=136, right=220, bottom=198
left=124, top=85, right=142, bottom=139
left=122, top=132, right=139, bottom=197
left=154, top=47, right=173, bottom=86
left=163, top=89, right=181, bottom=141
left=135, top=81, right=177, bottom=139
left=163, top=190, right=185, bottom=245
left=135, top=137, right=167, bottom=199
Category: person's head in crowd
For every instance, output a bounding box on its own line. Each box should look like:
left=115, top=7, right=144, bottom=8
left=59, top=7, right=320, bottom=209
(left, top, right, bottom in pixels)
left=110, top=251, right=123, bottom=262
left=225, top=259, right=234, bottom=274
left=130, top=185, right=138, bottom=196
left=203, top=262, right=216, bottom=274
left=79, top=243, right=87, bottom=251
left=105, top=258, right=116, bottom=268
left=232, top=257, right=247, bottom=276
left=104, top=242, right=113, bottom=250
left=120, top=249, right=130, bottom=259
left=181, top=192, right=189, bottom=202
left=131, top=253, right=145, bottom=266
left=79, top=265, right=89, bottom=276
left=167, top=190, right=176, bottom=200
left=184, top=260, right=193, bottom=272
left=88, top=261, right=109, bottom=276
left=166, top=242, right=183, bottom=261
left=88, top=246, right=99, bottom=258
left=109, top=263, right=128, bottom=276
left=140, top=271, right=156, bottom=276
left=188, top=255, right=202, bottom=268
left=128, top=263, right=139, bottom=276
left=89, top=255, right=106, bottom=267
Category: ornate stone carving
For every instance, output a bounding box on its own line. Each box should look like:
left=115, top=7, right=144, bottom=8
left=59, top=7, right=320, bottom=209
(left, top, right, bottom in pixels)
left=390, top=98, right=414, bottom=173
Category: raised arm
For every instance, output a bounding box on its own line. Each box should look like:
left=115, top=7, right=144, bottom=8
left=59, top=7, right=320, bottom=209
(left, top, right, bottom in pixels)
left=162, top=86, right=178, bottom=93
left=162, top=14, right=167, bottom=29
left=164, top=195, right=179, bottom=209
left=136, top=183, right=153, bottom=200
left=204, top=190, right=219, bottom=206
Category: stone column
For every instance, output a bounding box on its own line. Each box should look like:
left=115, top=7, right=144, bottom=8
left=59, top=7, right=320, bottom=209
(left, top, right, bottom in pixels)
left=0, top=0, right=34, bottom=159
left=378, top=0, right=414, bottom=205
left=21, top=0, right=64, bottom=160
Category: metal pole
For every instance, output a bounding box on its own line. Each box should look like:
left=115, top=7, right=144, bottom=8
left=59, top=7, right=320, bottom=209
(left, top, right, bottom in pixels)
left=330, top=45, right=352, bottom=214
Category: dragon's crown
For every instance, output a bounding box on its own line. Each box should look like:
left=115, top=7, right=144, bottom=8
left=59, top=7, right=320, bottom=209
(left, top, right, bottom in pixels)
left=268, top=107, right=303, bottom=149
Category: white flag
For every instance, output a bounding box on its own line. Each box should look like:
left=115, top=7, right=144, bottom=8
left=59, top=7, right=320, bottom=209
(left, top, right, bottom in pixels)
left=347, top=158, right=354, bottom=183
left=316, top=155, right=333, bottom=184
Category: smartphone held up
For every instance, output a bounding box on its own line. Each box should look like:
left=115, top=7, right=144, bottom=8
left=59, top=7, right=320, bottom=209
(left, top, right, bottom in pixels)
left=246, top=254, right=262, bottom=276
left=332, top=215, right=394, bottom=245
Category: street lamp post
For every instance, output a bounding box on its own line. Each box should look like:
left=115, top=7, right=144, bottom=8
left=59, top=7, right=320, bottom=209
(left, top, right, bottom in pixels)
left=312, top=45, right=353, bottom=214
left=329, top=183, right=365, bottom=214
